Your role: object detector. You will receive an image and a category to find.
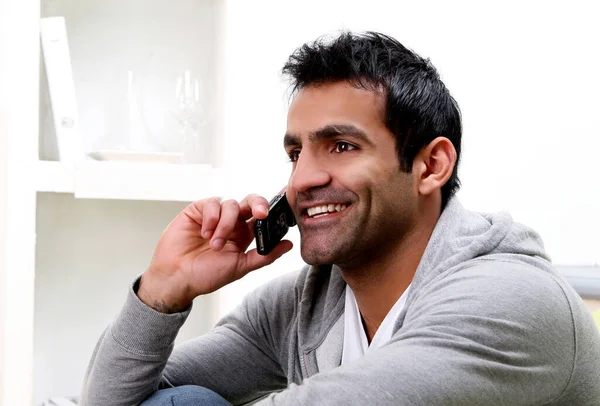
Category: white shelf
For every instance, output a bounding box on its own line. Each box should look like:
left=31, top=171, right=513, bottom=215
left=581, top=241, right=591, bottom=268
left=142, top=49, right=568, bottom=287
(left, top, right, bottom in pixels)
left=35, top=160, right=226, bottom=202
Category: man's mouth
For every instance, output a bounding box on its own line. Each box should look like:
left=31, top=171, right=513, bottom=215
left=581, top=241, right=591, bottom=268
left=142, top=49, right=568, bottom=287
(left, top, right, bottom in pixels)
left=305, top=203, right=348, bottom=219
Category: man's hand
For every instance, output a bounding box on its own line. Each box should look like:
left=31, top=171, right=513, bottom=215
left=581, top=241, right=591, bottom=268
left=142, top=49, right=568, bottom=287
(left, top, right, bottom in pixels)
left=138, top=194, right=294, bottom=313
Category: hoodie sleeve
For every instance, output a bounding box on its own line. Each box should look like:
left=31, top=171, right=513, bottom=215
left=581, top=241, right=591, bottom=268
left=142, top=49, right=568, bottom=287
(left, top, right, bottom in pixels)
left=80, top=273, right=297, bottom=406
left=258, top=260, right=597, bottom=406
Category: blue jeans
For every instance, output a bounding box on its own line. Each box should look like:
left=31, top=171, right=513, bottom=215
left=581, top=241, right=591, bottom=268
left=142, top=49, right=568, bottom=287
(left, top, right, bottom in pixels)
left=140, top=385, right=232, bottom=406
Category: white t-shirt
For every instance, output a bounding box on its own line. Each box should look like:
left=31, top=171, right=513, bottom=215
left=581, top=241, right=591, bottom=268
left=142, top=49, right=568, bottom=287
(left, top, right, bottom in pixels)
left=341, top=284, right=411, bottom=365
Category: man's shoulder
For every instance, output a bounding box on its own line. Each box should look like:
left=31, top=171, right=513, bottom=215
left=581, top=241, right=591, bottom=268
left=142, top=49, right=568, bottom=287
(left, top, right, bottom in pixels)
left=443, top=255, right=574, bottom=308
left=440, top=257, right=600, bottom=401
left=410, top=256, right=578, bottom=331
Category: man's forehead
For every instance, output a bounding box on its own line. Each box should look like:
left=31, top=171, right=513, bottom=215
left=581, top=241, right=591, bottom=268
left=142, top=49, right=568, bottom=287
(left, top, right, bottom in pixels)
left=286, top=82, right=385, bottom=137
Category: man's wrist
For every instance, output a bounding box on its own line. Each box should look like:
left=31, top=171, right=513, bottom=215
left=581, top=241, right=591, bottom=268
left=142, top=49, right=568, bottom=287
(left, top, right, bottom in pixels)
left=137, top=272, right=192, bottom=314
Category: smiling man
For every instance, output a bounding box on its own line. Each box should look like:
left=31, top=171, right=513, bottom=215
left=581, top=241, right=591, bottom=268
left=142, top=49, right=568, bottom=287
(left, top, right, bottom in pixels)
left=81, top=32, right=600, bottom=406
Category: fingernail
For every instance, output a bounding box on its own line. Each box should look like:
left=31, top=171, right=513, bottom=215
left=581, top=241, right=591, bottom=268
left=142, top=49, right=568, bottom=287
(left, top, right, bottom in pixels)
left=203, top=230, right=212, bottom=239
left=259, top=204, right=269, bottom=215
left=212, top=238, right=224, bottom=250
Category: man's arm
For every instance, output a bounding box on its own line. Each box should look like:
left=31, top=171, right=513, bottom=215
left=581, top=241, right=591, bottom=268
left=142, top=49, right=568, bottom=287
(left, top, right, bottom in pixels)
left=257, top=262, right=583, bottom=405
left=80, top=278, right=189, bottom=406
left=80, top=195, right=294, bottom=405
left=81, top=273, right=294, bottom=406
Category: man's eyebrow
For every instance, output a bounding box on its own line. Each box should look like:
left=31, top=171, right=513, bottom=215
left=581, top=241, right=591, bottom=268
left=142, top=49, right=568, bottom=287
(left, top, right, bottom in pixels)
left=309, top=124, right=373, bottom=145
left=283, top=133, right=301, bottom=148
left=283, top=124, right=373, bottom=148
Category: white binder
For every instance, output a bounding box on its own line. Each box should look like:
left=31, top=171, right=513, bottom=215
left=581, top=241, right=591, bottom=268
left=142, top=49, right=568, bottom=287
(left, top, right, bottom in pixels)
left=40, top=16, right=84, bottom=163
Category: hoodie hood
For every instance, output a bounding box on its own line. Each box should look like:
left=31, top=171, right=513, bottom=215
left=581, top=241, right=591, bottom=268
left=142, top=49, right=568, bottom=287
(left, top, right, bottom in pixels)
left=410, top=196, right=551, bottom=294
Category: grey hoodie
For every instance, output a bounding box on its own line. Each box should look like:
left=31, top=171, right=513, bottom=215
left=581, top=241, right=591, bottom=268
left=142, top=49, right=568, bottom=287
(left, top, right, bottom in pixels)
left=81, top=198, right=600, bottom=405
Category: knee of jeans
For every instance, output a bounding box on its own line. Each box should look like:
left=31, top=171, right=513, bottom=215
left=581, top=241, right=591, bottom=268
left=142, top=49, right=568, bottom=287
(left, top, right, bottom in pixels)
left=141, top=385, right=231, bottom=406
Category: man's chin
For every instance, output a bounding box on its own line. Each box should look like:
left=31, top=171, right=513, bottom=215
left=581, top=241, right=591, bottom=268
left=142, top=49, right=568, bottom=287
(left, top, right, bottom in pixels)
left=299, top=243, right=343, bottom=266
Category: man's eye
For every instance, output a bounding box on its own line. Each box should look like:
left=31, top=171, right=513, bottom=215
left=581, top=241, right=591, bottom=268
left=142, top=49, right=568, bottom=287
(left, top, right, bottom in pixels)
left=287, top=150, right=301, bottom=162
left=333, top=142, right=356, bottom=154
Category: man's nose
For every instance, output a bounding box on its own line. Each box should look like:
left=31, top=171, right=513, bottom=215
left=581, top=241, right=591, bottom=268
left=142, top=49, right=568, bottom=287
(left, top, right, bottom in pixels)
left=289, top=152, right=331, bottom=193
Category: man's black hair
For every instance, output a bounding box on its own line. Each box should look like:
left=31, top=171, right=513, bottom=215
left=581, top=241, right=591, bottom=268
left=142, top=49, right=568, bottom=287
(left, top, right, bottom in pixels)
left=282, top=31, right=462, bottom=208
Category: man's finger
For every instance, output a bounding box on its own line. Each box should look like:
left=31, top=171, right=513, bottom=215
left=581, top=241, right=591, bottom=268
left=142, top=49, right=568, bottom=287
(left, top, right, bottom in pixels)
left=239, top=194, right=270, bottom=221
left=200, top=197, right=222, bottom=239
left=210, top=200, right=240, bottom=251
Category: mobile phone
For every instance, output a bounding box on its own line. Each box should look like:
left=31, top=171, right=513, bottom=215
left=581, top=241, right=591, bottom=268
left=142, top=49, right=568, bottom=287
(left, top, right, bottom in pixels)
left=254, top=192, right=296, bottom=256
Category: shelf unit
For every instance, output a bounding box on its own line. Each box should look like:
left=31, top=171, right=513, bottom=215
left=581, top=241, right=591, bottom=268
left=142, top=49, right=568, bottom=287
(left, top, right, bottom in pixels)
left=2, top=1, right=236, bottom=405
left=35, top=160, right=226, bottom=201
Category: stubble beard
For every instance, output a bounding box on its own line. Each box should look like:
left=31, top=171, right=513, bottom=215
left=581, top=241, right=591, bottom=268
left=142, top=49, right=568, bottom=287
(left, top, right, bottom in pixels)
left=298, top=210, right=369, bottom=266
left=299, top=205, right=410, bottom=273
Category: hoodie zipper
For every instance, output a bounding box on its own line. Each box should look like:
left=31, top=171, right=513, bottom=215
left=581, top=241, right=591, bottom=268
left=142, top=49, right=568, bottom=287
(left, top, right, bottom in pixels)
left=300, top=351, right=310, bottom=379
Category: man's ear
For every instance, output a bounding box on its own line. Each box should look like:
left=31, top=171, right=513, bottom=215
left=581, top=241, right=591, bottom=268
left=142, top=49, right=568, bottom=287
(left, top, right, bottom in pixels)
left=413, top=137, right=457, bottom=196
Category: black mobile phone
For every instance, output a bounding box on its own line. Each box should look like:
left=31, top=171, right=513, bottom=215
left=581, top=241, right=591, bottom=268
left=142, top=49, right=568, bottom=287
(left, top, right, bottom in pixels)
left=254, top=192, right=296, bottom=256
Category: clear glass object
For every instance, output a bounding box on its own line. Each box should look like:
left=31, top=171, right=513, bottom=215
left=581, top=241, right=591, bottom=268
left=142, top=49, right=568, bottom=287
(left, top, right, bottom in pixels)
left=172, top=70, right=209, bottom=164
left=40, top=0, right=220, bottom=165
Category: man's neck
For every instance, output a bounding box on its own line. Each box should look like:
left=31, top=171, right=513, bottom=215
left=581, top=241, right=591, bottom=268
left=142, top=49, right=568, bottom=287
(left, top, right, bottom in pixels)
left=341, top=205, right=440, bottom=342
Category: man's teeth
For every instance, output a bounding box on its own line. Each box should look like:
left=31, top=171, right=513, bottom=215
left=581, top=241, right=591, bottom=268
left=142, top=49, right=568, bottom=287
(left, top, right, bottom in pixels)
left=307, top=204, right=347, bottom=217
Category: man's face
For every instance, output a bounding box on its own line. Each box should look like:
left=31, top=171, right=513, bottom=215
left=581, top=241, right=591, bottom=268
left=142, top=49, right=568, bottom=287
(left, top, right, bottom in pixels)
left=284, top=82, right=419, bottom=267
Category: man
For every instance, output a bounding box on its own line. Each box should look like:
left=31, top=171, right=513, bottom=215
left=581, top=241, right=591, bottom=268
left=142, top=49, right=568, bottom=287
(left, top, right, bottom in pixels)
left=81, top=32, right=600, bottom=405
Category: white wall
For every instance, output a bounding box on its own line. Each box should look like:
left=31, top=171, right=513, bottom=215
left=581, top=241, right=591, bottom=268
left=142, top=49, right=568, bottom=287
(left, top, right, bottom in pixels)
left=216, top=0, right=600, bottom=314
left=1, top=1, right=40, bottom=404
left=0, top=8, right=8, bottom=397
